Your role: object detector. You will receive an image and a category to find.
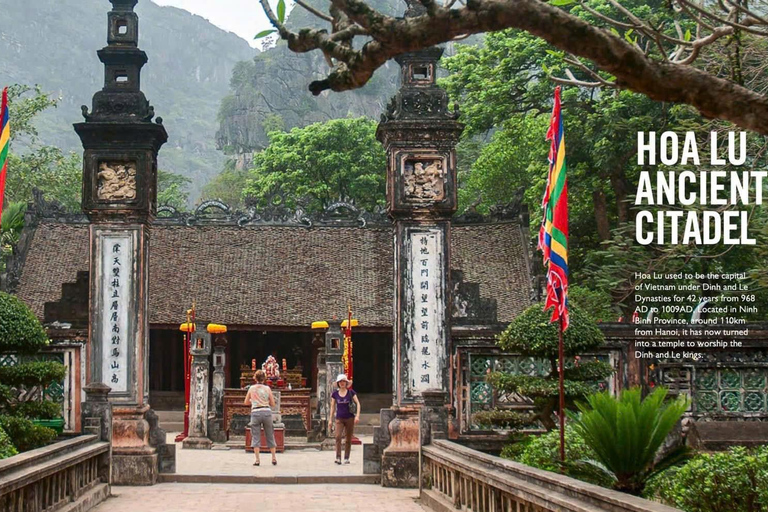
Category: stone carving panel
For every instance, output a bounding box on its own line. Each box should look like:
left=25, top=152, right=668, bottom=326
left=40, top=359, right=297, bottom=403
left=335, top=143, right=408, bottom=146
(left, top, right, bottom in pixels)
left=97, top=161, right=137, bottom=201
left=401, top=90, right=443, bottom=116
left=402, top=156, right=446, bottom=202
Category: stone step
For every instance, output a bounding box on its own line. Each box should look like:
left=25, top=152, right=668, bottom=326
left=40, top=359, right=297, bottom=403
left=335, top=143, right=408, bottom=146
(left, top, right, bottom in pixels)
left=355, top=425, right=376, bottom=436
left=156, top=409, right=185, bottom=432
left=356, top=393, right=392, bottom=412
left=156, top=410, right=185, bottom=422
left=358, top=413, right=380, bottom=426
left=159, top=474, right=380, bottom=485
left=161, top=422, right=184, bottom=433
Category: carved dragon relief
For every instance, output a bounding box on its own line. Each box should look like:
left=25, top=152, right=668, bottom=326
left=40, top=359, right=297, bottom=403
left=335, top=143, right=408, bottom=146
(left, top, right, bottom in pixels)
left=402, top=157, right=446, bottom=202
left=97, top=162, right=137, bottom=201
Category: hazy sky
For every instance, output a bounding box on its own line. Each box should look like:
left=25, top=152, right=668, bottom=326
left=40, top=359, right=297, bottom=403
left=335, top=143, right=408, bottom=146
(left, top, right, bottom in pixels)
left=151, top=0, right=280, bottom=47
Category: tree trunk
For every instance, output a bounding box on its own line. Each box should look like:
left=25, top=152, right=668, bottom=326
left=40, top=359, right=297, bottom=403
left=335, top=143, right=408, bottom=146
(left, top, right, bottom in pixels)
left=537, top=400, right=557, bottom=431
left=610, top=172, right=631, bottom=223
left=593, top=189, right=611, bottom=241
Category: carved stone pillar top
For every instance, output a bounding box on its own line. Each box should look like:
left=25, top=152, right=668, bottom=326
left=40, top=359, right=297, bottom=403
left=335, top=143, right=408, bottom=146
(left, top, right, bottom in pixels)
left=84, top=382, right=112, bottom=403
left=377, top=42, right=463, bottom=219
left=421, top=389, right=448, bottom=407
left=325, top=320, right=344, bottom=365
left=75, top=0, right=167, bottom=224
left=190, top=327, right=211, bottom=355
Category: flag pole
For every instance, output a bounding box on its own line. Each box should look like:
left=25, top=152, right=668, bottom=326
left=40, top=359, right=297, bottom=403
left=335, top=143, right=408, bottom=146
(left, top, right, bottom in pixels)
left=558, top=315, right=565, bottom=463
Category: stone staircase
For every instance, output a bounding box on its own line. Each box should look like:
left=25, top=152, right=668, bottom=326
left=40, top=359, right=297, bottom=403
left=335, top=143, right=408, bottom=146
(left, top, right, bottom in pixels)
left=355, top=393, right=390, bottom=436
left=157, top=409, right=185, bottom=433
left=356, top=413, right=379, bottom=436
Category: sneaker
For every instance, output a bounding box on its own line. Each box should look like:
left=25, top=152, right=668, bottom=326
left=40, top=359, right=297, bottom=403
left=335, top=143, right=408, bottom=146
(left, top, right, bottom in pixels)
left=334, top=458, right=342, bottom=465
left=343, top=459, right=350, bottom=465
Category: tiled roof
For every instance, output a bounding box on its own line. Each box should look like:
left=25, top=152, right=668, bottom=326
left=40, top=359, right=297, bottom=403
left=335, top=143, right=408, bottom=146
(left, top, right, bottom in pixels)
left=15, top=221, right=532, bottom=327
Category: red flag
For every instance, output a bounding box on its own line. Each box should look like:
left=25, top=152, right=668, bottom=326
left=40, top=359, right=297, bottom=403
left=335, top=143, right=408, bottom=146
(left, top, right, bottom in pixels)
left=538, top=87, right=569, bottom=331
left=0, top=87, right=10, bottom=228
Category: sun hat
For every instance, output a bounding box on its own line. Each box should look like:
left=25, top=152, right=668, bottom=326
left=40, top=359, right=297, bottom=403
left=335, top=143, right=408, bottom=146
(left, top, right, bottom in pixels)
left=336, top=373, right=349, bottom=383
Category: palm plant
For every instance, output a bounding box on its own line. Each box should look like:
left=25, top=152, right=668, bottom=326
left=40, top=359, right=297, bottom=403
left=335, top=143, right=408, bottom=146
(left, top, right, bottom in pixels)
left=1, top=201, right=26, bottom=246
left=568, top=387, right=690, bottom=495
left=1, top=201, right=26, bottom=273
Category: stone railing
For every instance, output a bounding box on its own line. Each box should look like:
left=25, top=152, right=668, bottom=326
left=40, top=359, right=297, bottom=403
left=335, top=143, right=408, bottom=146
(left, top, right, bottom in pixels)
left=421, top=440, right=682, bottom=512
left=0, top=434, right=110, bottom=512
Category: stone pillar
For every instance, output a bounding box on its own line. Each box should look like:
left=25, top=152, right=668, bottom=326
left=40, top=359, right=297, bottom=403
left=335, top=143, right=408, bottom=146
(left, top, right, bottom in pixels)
left=82, top=383, right=113, bottom=443
left=309, top=342, right=327, bottom=442
left=320, top=321, right=344, bottom=448
left=183, top=329, right=212, bottom=449
left=418, top=390, right=448, bottom=492
left=212, top=336, right=227, bottom=418
left=272, top=390, right=284, bottom=428
left=74, top=0, right=167, bottom=486
left=82, top=383, right=113, bottom=485
left=324, top=320, right=345, bottom=419
left=419, top=389, right=449, bottom=446
left=374, top=0, right=463, bottom=488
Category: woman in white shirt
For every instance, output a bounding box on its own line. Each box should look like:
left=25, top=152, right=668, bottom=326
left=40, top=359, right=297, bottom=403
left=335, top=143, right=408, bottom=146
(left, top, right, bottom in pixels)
left=243, top=370, right=277, bottom=466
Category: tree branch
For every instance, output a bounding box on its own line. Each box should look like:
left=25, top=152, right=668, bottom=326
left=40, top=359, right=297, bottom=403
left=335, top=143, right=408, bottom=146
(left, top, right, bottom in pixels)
left=294, top=0, right=334, bottom=22
left=264, top=0, right=768, bottom=134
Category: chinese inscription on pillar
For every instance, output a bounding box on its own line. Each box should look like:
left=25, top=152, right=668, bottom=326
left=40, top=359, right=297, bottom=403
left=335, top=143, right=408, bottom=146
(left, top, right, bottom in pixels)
left=101, top=235, right=131, bottom=392
left=192, top=365, right=206, bottom=435
left=407, top=230, right=445, bottom=396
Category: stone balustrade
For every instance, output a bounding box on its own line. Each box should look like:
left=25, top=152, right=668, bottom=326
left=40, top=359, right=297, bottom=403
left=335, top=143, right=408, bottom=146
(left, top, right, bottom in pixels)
left=421, top=440, right=682, bottom=512
left=0, top=435, right=110, bottom=512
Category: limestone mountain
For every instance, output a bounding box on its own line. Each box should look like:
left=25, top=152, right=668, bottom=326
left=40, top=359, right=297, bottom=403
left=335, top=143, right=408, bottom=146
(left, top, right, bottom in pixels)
left=0, top=0, right=255, bottom=199
left=215, top=0, right=403, bottom=163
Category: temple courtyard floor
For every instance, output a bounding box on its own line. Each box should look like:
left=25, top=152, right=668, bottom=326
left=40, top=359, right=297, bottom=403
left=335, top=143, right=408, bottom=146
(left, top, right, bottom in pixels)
left=93, top=484, right=424, bottom=511
left=92, top=434, right=427, bottom=511
left=169, top=433, right=376, bottom=480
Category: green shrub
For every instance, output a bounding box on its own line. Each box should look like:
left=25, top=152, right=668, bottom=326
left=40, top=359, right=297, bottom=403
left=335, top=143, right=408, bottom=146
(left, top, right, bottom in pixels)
left=646, top=446, right=768, bottom=512
left=473, top=410, right=533, bottom=430
left=496, top=302, right=605, bottom=356
left=0, top=384, right=12, bottom=407
left=511, top=427, right=596, bottom=472
left=0, top=415, right=56, bottom=452
left=500, top=433, right=534, bottom=460
left=0, top=293, right=65, bottom=454
left=0, top=292, right=49, bottom=354
left=0, top=424, right=18, bottom=460
left=502, top=426, right=611, bottom=486
left=0, top=361, right=67, bottom=387
left=486, top=303, right=612, bottom=431
left=568, top=286, right=617, bottom=323
left=10, top=400, right=62, bottom=420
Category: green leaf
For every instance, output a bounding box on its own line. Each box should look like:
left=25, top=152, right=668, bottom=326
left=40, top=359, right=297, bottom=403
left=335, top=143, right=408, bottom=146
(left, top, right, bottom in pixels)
left=277, top=0, right=286, bottom=23
left=684, top=29, right=691, bottom=42
left=550, top=0, right=576, bottom=5
left=624, top=29, right=634, bottom=43
left=609, top=27, right=620, bottom=37
left=254, top=29, right=276, bottom=39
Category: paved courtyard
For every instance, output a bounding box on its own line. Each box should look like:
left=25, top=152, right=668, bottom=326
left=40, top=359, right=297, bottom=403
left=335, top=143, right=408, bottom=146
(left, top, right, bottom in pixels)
left=93, top=484, right=425, bottom=512
left=170, top=434, right=374, bottom=477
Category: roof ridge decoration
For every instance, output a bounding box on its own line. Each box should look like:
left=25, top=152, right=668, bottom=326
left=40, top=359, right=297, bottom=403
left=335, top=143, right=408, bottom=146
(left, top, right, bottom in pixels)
left=21, top=190, right=526, bottom=228
left=155, top=192, right=391, bottom=228
left=28, top=189, right=88, bottom=224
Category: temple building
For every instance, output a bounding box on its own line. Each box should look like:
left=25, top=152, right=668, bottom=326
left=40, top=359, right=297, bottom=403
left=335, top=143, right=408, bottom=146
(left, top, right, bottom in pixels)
left=5, top=193, right=768, bottom=445
left=4, top=194, right=535, bottom=428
